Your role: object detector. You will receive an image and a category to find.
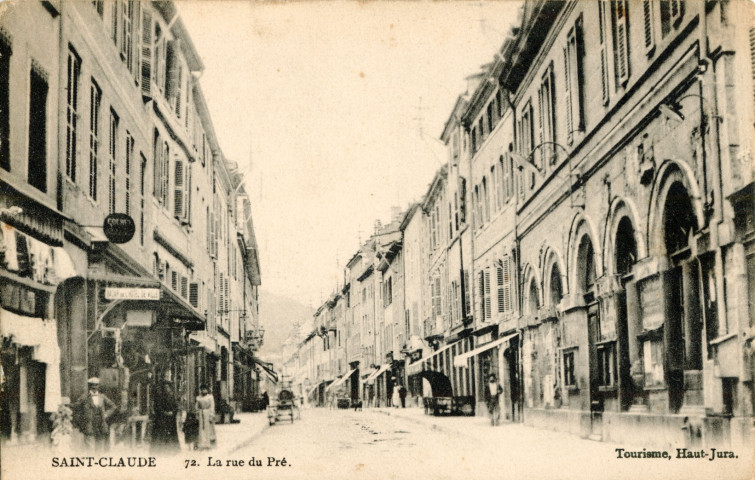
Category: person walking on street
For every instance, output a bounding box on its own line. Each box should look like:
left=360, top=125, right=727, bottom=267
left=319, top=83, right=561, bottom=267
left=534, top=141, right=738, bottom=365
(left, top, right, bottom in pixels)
left=398, top=384, right=407, bottom=408
left=73, top=377, right=115, bottom=452
left=484, top=374, right=503, bottom=426
left=150, top=380, right=180, bottom=455
left=195, top=384, right=216, bottom=450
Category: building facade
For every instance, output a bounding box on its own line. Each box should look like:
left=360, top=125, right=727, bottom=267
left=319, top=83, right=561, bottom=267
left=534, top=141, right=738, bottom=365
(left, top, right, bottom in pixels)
left=284, top=0, right=754, bottom=450
left=0, top=0, right=265, bottom=448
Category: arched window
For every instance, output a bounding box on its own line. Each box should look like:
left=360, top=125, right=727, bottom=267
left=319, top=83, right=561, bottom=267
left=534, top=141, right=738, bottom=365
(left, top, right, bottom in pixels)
left=615, top=217, right=637, bottom=276
left=549, top=263, right=563, bottom=307
left=663, top=182, right=695, bottom=258
left=577, top=235, right=596, bottom=300
left=527, top=278, right=540, bottom=315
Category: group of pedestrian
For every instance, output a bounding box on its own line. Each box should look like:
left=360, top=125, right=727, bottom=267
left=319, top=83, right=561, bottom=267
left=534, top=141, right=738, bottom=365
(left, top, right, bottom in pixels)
left=71, top=377, right=218, bottom=454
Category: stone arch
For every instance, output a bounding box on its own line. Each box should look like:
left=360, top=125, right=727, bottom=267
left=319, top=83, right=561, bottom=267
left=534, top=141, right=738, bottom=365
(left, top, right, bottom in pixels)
left=521, top=263, right=541, bottom=315
left=646, top=160, right=704, bottom=257
left=542, top=247, right=566, bottom=308
left=603, top=197, right=646, bottom=275
left=566, top=212, right=602, bottom=296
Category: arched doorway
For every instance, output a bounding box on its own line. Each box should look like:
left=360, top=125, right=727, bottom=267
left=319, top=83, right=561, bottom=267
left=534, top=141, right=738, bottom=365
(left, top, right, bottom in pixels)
left=614, top=216, right=637, bottom=410
left=662, top=182, right=702, bottom=413
left=576, top=234, right=603, bottom=435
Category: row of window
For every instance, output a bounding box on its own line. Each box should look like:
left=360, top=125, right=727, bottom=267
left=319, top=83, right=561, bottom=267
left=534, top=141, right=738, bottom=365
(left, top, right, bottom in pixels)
left=469, top=2, right=685, bottom=200
left=93, top=0, right=213, bottom=170
left=473, top=154, right=515, bottom=229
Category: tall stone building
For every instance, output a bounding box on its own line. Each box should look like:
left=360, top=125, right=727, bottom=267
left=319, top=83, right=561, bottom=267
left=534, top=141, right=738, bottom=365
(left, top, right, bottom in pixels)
left=0, top=0, right=264, bottom=447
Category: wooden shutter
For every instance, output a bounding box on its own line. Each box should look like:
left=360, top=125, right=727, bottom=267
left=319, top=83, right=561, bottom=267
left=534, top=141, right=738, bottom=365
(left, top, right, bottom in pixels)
left=140, top=7, right=152, bottom=99
left=175, top=63, right=183, bottom=117
left=563, top=46, right=573, bottom=143
left=174, top=159, right=184, bottom=218
left=598, top=1, right=609, bottom=106
left=224, top=276, right=230, bottom=313
left=497, top=263, right=505, bottom=313
left=503, top=256, right=512, bottom=313
left=219, top=272, right=224, bottom=314
left=478, top=270, right=485, bottom=321
left=181, top=276, right=188, bottom=299
left=189, top=282, right=199, bottom=308
left=614, top=0, right=630, bottom=85
left=166, top=39, right=180, bottom=101
left=643, top=0, right=655, bottom=54
left=184, top=161, right=191, bottom=224
left=484, top=268, right=491, bottom=320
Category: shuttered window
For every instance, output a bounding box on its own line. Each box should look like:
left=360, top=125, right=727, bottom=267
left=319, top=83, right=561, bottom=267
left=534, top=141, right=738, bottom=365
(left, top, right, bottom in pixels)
left=66, top=47, right=81, bottom=182
left=189, top=282, right=199, bottom=308
left=538, top=63, right=556, bottom=165
left=484, top=268, right=492, bottom=320
left=140, top=7, right=152, bottom=99
left=564, top=17, right=585, bottom=145
left=463, top=270, right=471, bottom=316
left=224, top=276, right=230, bottom=314
left=613, top=0, right=630, bottom=86
left=219, top=272, right=225, bottom=314
left=497, top=264, right=505, bottom=313
left=174, top=159, right=185, bottom=219
left=180, top=276, right=188, bottom=299
left=598, top=1, right=610, bottom=105
left=643, top=0, right=656, bottom=55
left=478, top=270, right=485, bottom=321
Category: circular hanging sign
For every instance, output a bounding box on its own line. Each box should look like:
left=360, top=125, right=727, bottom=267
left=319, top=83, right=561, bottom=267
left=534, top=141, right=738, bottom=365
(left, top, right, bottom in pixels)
left=103, top=213, right=135, bottom=244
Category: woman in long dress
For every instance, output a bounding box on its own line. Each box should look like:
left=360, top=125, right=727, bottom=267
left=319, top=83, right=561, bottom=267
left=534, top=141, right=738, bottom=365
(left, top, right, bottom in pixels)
left=195, top=384, right=216, bottom=450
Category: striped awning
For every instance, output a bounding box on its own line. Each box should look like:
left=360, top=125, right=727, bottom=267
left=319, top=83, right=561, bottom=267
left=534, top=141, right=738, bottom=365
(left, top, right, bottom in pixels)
left=364, top=364, right=391, bottom=384
left=453, top=333, right=517, bottom=368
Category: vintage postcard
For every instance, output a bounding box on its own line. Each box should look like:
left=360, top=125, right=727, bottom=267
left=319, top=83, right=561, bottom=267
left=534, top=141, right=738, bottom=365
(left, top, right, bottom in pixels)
left=0, top=1, right=753, bottom=479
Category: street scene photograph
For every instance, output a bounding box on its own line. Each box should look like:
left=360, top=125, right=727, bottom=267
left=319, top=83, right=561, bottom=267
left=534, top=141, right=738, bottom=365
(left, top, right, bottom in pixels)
left=0, top=1, right=754, bottom=479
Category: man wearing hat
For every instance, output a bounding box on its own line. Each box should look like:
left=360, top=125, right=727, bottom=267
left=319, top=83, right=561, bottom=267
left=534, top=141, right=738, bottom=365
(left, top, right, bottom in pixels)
left=484, top=373, right=503, bottom=426
left=73, top=377, right=116, bottom=451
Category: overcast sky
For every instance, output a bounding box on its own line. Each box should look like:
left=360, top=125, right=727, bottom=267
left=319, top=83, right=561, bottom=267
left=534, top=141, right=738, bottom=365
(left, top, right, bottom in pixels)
left=179, top=0, right=521, bottom=310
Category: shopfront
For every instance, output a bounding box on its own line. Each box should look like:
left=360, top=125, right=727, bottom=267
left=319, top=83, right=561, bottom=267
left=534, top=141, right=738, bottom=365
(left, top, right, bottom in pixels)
left=1, top=208, right=76, bottom=444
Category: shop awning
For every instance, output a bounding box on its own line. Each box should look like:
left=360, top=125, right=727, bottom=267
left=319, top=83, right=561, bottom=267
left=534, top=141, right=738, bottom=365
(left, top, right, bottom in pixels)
left=253, top=356, right=278, bottom=383
left=325, top=368, right=356, bottom=392
left=406, top=340, right=459, bottom=375
left=1, top=223, right=77, bottom=284
left=453, top=333, right=517, bottom=368
left=307, top=381, right=324, bottom=398
left=364, top=364, right=391, bottom=384
left=1, top=308, right=61, bottom=412
left=418, top=370, right=453, bottom=397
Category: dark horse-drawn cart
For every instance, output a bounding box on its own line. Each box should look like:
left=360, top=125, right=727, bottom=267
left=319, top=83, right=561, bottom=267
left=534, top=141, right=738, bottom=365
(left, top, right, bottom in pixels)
left=267, top=381, right=297, bottom=425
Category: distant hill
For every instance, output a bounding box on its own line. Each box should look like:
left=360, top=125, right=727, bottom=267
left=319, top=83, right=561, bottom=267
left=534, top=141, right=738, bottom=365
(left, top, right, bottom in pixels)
left=256, top=290, right=314, bottom=364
